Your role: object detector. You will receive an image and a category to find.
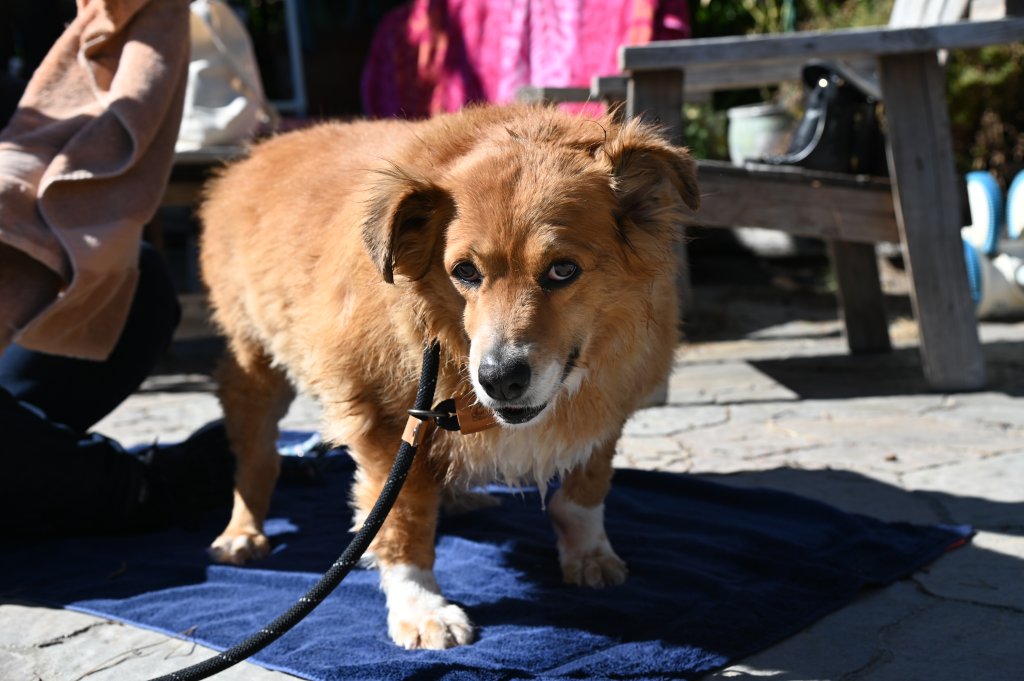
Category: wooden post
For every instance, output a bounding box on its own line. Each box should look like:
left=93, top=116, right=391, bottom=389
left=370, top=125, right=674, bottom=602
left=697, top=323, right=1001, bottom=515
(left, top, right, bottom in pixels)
left=878, top=51, right=986, bottom=390
left=627, top=69, right=692, bottom=318
left=627, top=70, right=685, bottom=144
left=829, top=241, right=892, bottom=353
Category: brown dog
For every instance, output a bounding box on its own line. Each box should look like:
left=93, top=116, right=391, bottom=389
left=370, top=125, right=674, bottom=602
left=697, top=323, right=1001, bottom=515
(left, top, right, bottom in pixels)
left=199, top=104, right=699, bottom=649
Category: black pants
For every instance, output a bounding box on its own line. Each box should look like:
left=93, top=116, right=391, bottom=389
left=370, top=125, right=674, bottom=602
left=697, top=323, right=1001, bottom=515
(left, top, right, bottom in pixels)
left=0, top=243, right=182, bottom=536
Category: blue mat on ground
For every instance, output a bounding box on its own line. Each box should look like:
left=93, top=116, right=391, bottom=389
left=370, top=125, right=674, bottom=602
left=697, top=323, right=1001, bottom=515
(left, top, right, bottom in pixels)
left=2, top=434, right=969, bottom=680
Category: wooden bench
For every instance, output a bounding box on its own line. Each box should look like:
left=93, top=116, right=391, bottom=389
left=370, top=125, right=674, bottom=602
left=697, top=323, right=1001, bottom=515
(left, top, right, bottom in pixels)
left=614, top=1, right=1024, bottom=391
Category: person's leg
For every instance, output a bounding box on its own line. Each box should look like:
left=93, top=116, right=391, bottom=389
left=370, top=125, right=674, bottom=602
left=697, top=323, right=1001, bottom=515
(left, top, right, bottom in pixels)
left=0, top=244, right=231, bottom=537
left=0, top=389, right=153, bottom=535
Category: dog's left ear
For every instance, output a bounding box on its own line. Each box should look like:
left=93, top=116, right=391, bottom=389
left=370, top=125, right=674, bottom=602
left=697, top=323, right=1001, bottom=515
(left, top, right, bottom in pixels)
left=362, top=168, right=453, bottom=284
left=598, top=119, right=700, bottom=235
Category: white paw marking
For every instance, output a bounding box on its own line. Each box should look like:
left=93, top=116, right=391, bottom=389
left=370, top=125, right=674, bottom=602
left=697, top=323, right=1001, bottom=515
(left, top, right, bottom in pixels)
left=548, top=492, right=628, bottom=588
left=380, top=564, right=475, bottom=649
left=208, top=531, right=271, bottom=565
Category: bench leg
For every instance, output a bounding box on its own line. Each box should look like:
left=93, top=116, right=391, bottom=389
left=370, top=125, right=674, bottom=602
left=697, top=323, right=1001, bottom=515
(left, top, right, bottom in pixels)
left=878, top=52, right=985, bottom=391
left=829, top=241, right=891, bottom=354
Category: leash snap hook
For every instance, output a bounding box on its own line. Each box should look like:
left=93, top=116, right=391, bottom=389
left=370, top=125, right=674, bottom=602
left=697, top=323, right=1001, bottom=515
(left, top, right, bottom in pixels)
left=408, top=398, right=461, bottom=431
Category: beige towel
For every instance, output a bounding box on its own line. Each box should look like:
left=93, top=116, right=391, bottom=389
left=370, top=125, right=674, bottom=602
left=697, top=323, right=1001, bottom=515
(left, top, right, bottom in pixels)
left=0, top=0, right=189, bottom=360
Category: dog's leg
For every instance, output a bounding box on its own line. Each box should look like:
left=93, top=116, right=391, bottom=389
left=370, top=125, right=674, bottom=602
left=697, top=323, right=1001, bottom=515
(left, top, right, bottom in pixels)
left=549, top=437, right=628, bottom=588
left=209, top=343, right=294, bottom=565
left=348, top=432, right=474, bottom=649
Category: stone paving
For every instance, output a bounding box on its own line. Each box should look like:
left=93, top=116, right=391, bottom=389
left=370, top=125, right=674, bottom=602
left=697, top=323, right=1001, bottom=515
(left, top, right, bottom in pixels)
left=3, top=268, right=1023, bottom=680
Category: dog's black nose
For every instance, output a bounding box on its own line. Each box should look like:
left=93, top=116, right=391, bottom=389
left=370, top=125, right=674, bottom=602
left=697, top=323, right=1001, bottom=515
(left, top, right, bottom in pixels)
left=478, top=354, right=531, bottom=401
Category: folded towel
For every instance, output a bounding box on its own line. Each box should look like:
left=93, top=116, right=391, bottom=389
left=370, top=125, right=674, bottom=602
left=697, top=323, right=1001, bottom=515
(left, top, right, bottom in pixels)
left=2, top=438, right=968, bottom=680
left=0, top=0, right=189, bottom=359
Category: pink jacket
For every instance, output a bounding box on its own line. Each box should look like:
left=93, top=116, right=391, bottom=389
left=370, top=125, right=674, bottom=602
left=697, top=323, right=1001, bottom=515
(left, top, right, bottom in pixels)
left=363, top=0, right=691, bottom=119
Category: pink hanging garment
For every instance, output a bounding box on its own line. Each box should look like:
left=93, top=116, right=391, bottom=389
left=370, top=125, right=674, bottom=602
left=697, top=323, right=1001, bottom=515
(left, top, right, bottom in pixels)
left=362, top=0, right=691, bottom=119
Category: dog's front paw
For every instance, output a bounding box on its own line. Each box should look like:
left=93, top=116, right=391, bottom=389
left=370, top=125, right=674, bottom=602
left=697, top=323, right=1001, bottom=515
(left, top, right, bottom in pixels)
left=381, top=564, right=475, bottom=649
left=208, top=530, right=271, bottom=565
left=389, top=601, right=475, bottom=650
left=549, top=494, right=628, bottom=588
left=560, top=548, right=628, bottom=588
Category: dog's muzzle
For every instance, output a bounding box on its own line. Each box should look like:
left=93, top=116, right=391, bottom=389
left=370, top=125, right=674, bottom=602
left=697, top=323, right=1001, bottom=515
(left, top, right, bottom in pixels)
left=478, top=353, right=531, bottom=402
left=476, top=343, right=583, bottom=425
left=476, top=350, right=548, bottom=424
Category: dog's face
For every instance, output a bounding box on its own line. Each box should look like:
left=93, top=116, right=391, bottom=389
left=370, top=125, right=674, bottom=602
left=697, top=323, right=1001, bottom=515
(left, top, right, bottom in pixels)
left=445, top=144, right=609, bottom=425
left=363, top=113, right=699, bottom=426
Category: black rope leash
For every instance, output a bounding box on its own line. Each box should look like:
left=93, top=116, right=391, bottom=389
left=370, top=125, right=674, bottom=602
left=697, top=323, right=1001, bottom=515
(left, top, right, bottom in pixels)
left=150, top=341, right=442, bottom=681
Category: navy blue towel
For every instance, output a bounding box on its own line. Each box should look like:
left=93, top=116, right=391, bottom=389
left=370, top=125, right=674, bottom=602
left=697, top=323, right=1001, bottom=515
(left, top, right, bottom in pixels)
left=2, top=439, right=968, bottom=681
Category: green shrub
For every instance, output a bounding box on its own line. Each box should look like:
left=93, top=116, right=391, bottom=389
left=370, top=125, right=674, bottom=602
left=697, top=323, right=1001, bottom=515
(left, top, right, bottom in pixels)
left=947, top=44, right=1024, bottom=187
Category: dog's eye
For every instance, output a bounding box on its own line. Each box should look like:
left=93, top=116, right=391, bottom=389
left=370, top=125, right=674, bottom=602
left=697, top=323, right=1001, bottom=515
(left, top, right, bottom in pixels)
left=453, top=261, right=483, bottom=286
left=545, top=260, right=580, bottom=287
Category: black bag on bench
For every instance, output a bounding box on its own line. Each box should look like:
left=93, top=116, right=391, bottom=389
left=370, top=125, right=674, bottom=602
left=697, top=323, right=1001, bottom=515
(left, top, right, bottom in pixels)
left=763, top=61, right=888, bottom=176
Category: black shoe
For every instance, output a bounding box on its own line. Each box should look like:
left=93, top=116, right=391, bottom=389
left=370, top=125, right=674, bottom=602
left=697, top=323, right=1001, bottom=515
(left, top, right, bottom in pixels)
left=137, top=420, right=235, bottom=528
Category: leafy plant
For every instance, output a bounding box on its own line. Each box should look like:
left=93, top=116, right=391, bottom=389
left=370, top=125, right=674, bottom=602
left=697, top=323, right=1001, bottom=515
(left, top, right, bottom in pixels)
left=947, top=43, right=1024, bottom=186
left=683, top=103, right=729, bottom=160
left=798, top=0, right=892, bottom=30
left=738, top=0, right=797, bottom=34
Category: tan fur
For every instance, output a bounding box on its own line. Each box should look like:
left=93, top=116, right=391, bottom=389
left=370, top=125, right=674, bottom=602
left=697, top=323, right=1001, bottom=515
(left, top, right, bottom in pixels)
left=199, top=104, right=699, bottom=646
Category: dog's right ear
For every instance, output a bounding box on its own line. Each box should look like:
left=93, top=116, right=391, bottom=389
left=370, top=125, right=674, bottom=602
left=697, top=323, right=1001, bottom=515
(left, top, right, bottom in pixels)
left=362, top=169, right=453, bottom=284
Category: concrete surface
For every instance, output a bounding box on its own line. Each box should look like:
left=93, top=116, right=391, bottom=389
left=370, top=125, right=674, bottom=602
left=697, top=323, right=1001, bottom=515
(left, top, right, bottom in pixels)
left=2, top=256, right=1022, bottom=680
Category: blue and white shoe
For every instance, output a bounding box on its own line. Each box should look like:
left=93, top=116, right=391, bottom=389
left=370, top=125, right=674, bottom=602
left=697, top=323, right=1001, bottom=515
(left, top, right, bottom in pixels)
left=963, top=236, right=1024, bottom=319
left=963, top=237, right=982, bottom=307
left=1007, top=169, right=1024, bottom=242
left=962, top=170, right=1004, bottom=256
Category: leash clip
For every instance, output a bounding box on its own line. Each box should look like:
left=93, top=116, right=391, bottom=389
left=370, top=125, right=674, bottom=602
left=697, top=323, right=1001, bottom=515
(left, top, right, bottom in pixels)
left=404, top=393, right=499, bottom=445
left=403, top=399, right=459, bottom=447
left=408, top=398, right=461, bottom=432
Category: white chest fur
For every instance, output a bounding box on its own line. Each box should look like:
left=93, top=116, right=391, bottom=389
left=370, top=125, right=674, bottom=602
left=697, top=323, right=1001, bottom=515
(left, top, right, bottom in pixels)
left=439, top=413, right=610, bottom=494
